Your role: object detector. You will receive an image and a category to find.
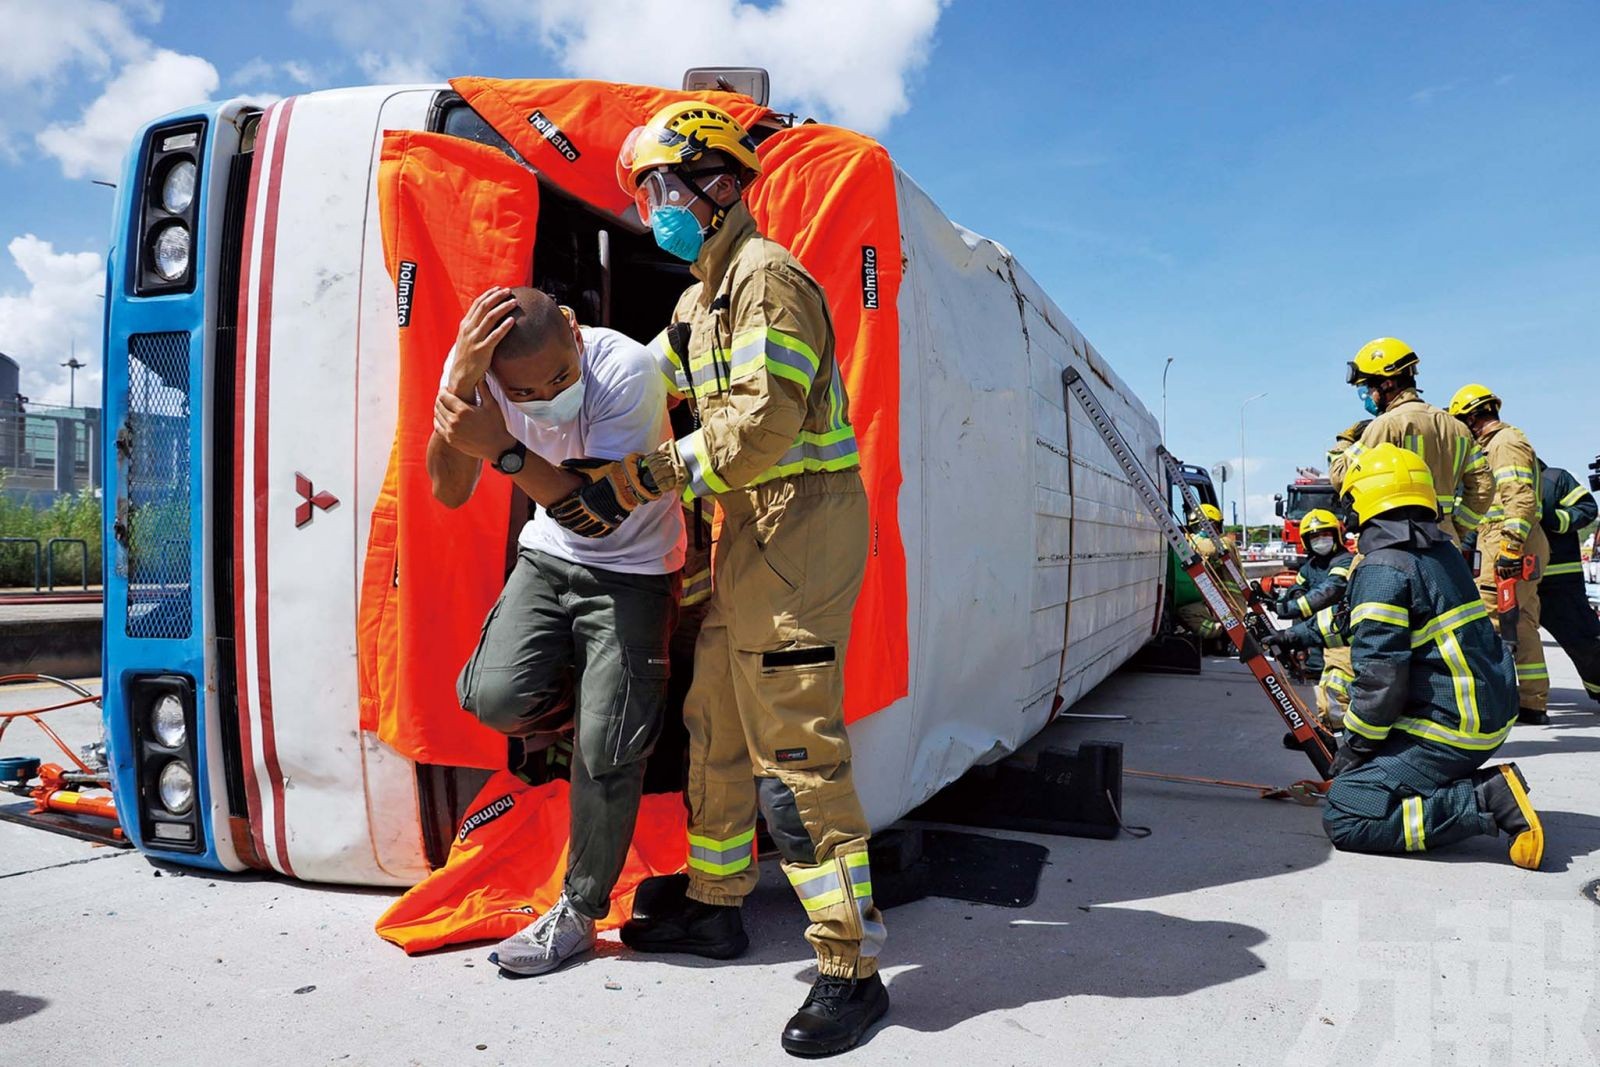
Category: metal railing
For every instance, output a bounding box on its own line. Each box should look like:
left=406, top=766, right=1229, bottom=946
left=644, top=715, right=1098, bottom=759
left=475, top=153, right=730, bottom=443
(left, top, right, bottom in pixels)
left=0, top=537, right=41, bottom=591
left=46, top=538, right=90, bottom=592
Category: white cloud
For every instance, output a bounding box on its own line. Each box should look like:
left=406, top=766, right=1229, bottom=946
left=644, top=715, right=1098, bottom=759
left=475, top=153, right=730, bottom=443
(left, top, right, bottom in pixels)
left=233, top=56, right=326, bottom=90
left=292, top=0, right=949, bottom=134
left=36, top=48, right=220, bottom=181
left=0, top=235, right=105, bottom=406
left=0, top=0, right=146, bottom=87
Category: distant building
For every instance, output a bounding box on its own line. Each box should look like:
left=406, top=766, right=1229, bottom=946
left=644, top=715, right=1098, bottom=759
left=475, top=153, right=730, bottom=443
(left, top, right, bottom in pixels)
left=0, top=352, right=102, bottom=505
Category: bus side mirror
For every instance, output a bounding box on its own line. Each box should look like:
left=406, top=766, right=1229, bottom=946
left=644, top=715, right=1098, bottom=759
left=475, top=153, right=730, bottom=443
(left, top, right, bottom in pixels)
left=1273, top=495, right=1284, bottom=518
left=683, top=67, right=771, bottom=107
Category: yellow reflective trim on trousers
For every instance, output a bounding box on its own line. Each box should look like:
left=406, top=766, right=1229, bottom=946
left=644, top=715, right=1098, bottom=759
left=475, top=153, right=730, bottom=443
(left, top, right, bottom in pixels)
left=687, top=827, right=756, bottom=876
left=1410, top=601, right=1489, bottom=648
left=1324, top=668, right=1353, bottom=696
left=787, top=864, right=847, bottom=913
left=1351, top=602, right=1409, bottom=627
left=1561, top=485, right=1589, bottom=507
left=1436, top=630, right=1481, bottom=735
left=1546, top=561, right=1584, bottom=576
left=1343, top=707, right=1391, bottom=741
left=1402, top=796, right=1426, bottom=852
left=1393, top=715, right=1513, bottom=751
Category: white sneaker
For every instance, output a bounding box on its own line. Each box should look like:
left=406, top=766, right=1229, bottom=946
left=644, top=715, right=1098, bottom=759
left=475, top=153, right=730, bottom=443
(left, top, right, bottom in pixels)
left=489, top=893, right=596, bottom=976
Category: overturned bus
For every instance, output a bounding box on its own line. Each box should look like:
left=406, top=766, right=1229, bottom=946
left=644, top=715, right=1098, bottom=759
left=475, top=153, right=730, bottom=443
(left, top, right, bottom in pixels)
left=101, top=73, right=1167, bottom=888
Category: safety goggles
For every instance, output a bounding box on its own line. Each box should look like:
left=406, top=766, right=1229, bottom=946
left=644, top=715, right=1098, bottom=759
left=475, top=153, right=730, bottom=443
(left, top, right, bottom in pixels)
left=632, top=167, right=725, bottom=225
left=1345, top=362, right=1367, bottom=386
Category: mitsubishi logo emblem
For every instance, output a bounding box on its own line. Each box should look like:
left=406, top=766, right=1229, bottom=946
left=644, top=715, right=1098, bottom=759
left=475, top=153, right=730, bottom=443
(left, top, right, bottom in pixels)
left=294, top=472, right=339, bottom=528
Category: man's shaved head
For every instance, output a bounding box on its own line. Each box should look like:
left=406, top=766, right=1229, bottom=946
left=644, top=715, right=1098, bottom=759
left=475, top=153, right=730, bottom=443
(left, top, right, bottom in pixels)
left=495, top=287, right=571, bottom=363
left=489, top=286, right=584, bottom=404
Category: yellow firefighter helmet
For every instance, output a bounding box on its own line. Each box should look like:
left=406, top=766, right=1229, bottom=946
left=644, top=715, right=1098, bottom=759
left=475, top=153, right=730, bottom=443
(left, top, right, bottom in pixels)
left=1448, top=382, right=1500, bottom=418
left=1342, top=443, right=1437, bottom=523
left=1346, top=337, right=1419, bottom=385
left=615, top=101, right=763, bottom=194
left=1299, top=509, right=1344, bottom=538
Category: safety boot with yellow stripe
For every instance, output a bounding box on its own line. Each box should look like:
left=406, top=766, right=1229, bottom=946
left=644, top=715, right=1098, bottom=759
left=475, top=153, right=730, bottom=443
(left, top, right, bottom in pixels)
left=1472, top=763, right=1544, bottom=870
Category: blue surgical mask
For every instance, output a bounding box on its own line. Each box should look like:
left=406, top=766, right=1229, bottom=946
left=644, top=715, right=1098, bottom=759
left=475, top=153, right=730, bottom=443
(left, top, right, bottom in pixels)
left=1357, top=384, right=1381, bottom=416
left=651, top=205, right=706, bottom=262
left=512, top=373, right=585, bottom=425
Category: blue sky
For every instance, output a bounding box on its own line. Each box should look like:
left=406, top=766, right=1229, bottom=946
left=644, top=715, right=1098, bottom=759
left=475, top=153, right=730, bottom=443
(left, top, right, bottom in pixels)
left=2, top=0, right=1597, bottom=524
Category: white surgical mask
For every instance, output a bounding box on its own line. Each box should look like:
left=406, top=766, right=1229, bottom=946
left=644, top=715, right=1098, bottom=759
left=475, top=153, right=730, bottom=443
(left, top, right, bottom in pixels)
left=512, top=373, right=585, bottom=425
left=1308, top=535, right=1337, bottom=556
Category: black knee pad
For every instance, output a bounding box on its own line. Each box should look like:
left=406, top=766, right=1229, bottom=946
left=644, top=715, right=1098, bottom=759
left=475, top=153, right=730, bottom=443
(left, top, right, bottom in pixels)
left=757, top=776, right=817, bottom=865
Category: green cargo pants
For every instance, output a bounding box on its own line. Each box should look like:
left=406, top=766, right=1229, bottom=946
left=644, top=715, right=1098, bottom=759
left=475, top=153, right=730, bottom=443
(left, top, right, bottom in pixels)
left=1323, top=735, right=1498, bottom=855
left=457, top=547, right=678, bottom=920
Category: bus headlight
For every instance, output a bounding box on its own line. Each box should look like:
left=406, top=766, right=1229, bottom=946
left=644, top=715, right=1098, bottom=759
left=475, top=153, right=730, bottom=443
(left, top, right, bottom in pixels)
left=151, top=694, right=187, bottom=748
left=161, top=159, right=197, bottom=213
left=150, top=222, right=191, bottom=281
left=134, top=118, right=204, bottom=295
left=158, top=761, right=195, bottom=814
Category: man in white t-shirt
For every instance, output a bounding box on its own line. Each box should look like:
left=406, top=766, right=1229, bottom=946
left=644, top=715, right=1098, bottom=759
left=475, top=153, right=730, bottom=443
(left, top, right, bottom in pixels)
left=427, top=285, right=684, bottom=977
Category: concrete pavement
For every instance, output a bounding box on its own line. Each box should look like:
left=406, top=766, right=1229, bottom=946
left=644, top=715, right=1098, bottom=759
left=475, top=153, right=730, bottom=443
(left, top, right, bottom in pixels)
left=2, top=649, right=1598, bottom=1065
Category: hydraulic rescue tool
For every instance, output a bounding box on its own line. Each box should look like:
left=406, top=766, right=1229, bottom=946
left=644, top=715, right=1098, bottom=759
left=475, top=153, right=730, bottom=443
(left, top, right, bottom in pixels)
left=1495, top=554, right=1539, bottom=652
left=1062, top=367, right=1336, bottom=780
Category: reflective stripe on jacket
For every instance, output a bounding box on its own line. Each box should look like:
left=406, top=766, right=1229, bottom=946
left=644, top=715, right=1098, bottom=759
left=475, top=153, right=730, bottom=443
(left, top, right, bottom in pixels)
left=1328, top=390, right=1492, bottom=538
left=1339, top=517, right=1518, bottom=752
left=648, top=201, right=859, bottom=499
left=1282, top=549, right=1354, bottom=619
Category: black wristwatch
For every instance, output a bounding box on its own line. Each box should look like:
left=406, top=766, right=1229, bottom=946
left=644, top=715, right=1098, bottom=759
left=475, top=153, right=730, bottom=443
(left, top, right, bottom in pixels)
left=493, top=441, right=527, bottom=475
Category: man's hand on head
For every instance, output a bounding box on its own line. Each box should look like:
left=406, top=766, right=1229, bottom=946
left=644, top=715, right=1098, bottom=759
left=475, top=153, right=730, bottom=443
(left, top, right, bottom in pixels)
left=448, top=286, right=518, bottom=398
left=434, top=389, right=516, bottom=463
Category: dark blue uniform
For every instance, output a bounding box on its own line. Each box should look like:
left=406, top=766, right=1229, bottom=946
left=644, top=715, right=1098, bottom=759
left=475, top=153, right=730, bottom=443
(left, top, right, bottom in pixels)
left=1278, top=548, right=1354, bottom=673
left=1319, top=516, right=1518, bottom=855
left=1538, top=464, right=1600, bottom=702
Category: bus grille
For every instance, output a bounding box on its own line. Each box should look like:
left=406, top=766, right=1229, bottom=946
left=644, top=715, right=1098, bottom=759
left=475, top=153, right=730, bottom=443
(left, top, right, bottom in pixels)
left=125, top=331, right=193, bottom=639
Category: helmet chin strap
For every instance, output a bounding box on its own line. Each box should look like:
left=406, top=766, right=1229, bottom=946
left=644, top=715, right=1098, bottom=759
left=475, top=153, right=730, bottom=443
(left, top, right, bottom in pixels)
left=676, top=168, right=738, bottom=232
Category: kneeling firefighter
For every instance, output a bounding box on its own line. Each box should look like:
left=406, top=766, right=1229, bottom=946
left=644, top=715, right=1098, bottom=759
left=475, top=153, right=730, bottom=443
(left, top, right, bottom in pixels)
left=1273, top=509, right=1354, bottom=729
left=547, top=101, right=888, bottom=1056
left=1314, top=444, right=1544, bottom=868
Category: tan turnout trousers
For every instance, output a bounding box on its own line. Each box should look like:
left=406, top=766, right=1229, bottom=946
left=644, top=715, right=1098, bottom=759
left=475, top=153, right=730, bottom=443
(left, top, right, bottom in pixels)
left=682, top=471, right=883, bottom=978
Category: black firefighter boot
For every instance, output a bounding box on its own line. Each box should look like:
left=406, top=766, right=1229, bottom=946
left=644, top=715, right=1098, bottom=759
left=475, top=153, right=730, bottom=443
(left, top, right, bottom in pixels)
left=781, top=972, right=890, bottom=1057
left=618, top=874, right=749, bottom=959
left=1517, top=706, right=1551, bottom=725
left=1472, top=763, right=1545, bottom=870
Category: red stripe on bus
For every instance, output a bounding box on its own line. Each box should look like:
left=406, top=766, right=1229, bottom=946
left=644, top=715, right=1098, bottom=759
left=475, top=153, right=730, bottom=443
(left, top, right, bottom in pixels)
left=251, top=96, right=298, bottom=878
left=232, top=102, right=272, bottom=871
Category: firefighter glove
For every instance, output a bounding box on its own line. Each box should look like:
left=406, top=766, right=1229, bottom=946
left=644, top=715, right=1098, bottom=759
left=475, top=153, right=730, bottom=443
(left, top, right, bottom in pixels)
left=1274, top=597, right=1303, bottom=621
left=1494, top=548, right=1526, bottom=581
left=1327, top=733, right=1381, bottom=778
left=548, top=453, right=662, bottom=539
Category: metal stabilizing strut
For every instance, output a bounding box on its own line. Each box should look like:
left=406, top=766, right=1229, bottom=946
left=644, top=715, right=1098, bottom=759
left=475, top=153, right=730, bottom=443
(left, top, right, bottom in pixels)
left=1061, top=367, right=1336, bottom=779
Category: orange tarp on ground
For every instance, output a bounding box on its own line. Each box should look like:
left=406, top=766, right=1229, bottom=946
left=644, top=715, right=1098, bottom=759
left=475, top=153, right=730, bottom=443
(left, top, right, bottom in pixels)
left=451, top=78, right=909, bottom=720
left=375, top=775, right=689, bottom=953
left=360, top=131, right=542, bottom=768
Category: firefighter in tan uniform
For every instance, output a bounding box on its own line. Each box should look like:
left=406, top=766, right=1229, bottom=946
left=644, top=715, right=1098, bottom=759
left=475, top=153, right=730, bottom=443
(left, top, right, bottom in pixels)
left=1449, top=384, right=1551, bottom=725
left=1329, top=338, right=1493, bottom=546
left=548, top=102, right=887, bottom=1056
left=1175, top=504, right=1239, bottom=645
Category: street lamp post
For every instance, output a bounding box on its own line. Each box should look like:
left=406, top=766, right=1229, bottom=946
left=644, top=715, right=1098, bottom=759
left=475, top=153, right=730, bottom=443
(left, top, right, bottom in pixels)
left=1161, top=357, right=1174, bottom=442
left=1240, top=391, right=1268, bottom=550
